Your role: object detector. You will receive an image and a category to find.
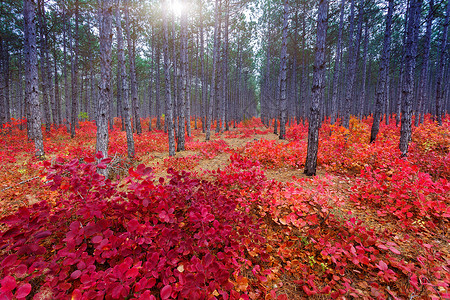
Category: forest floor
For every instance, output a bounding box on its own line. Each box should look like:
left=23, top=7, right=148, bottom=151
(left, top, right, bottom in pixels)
left=0, top=117, right=449, bottom=299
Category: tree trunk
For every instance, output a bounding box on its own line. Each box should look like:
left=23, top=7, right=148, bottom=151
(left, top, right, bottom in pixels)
left=186, top=61, right=192, bottom=136
left=416, top=0, right=434, bottom=126
left=116, top=0, right=135, bottom=159
left=177, top=9, right=187, bottom=151
left=0, top=39, right=4, bottom=128
left=125, top=0, right=141, bottom=134
left=199, top=4, right=207, bottom=133
left=37, top=0, right=52, bottom=131
left=400, top=0, right=422, bottom=156
left=163, top=0, right=175, bottom=156
left=70, top=0, right=79, bottom=138
left=371, top=0, right=394, bottom=143
left=435, top=0, right=449, bottom=125
left=221, top=0, right=229, bottom=133
left=359, top=21, right=369, bottom=119
left=330, top=0, right=345, bottom=125
left=155, top=50, right=161, bottom=130
left=96, top=0, right=113, bottom=175
left=115, top=3, right=124, bottom=130
left=148, top=28, right=154, bottom=132
left=63, top=2, right=69, bottom=130
left=305, top=0, right=328, bottom=176
left=24, top=0, right=45, bottom=158
left=279, top=0, right=289, bottom=139
left=207, top=0, right=221, bottom=140
left=343, top=0, right=363, bottom=128
left=53, top=44, right=61, bottom=126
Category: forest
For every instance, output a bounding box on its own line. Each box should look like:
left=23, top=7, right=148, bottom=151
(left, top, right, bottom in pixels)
left=0, top=0, right=449, bottom=299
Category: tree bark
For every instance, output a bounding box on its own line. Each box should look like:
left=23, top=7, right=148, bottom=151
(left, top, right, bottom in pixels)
left=199, top=1, right=207, bottom=133
left=371, top=0, right=394, bottom=143
left=70, top=0, right=79, bottom=138
left=37, top=0, right=52, bottom=131
left=221, top=0, right=229, bottom=132
left=359, top=21, right=369, bottom=119
left=305, top=0, right=328, bottom=176
left=125, top=0, right=141, bottom=134
left=24, top=0, right=45, bottom=158
left=279, top=0, right=289, bottom=139
left=330, top=0, right=345, bottom=125
left=400, top=0, right=422, bottom=156
left=435, top=0, right=449, bottom=125
left=116, top=0, right=135, bottom=159
left=343, top=0, right=363, bottom=128
left=96, top=0, right=113, bottom=176
left=416, top=0, right=434, bottom=126
left=163, top=0, right=175, bottom=156
left=206, top=0, right=221, bottom=140
left=177, top=8, right=188, bottom=151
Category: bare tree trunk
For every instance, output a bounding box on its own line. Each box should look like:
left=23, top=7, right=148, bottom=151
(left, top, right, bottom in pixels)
left=163, top=0, right=175, bottom=156
left=396, top=0, right=411, bottom=126
left=305, top=0, right=328, bottom=176
left=116, top=0, right=135, bottom=159
left=186, top=62, right=192, bottom=136
left=400, top=0, right=422, bottom=156
left=435, top=0, right=449, bottom=125
left=115, top=3, right=124, bottom=130
left=24, top=0, right=45, bottom=158
left=177, top=8, right=187, bottom=151
left=371, top=0, right=394, bottom=143
left=343, top=0, right=363, bottom=128
left=63, top=2, right=69, bottom=130
left=155, top=50, right=161, bottom=130
left=206, top=0, right=221, bottom=140
left=53, top=45, right=61, bottom=126
left=221, top=0, right=229, bottom=132
left=96, top=0, right=113, bottom=176
left=279, top=0, right=289, bottom=139
left=0, top=39, right=6, bottom=128
left=70, top=0, right=79, bottom=138
left=416, top=0, right=434, bottom=126
left=37, top=0, right=51, bottom=131
left=148, top=28, right=154, bottom=132
left=125, top=0, right=141, bottom=134
left=359, top=21, right=369, bottom=119
left=330, top=0, right=345, bottom=124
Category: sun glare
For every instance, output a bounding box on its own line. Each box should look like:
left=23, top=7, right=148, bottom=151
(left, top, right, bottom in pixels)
left=168, top=0, right=186, bottom=16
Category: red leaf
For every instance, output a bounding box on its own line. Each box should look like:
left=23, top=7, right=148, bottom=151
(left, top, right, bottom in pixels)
left=147, top=278, right=156, bottom=289
left=389, top=247, right=401, bottom=255
left=112, top=284, right=124, bottom=299
left=303, top=285, right=316, bottom=296
left=96, top=151, right=104, bottom=159
left=320, top=285, right=331, bottom=294
left=1, top=254, right=17, bottom=267
left=16, top=283, right=32, bottom=299
left=71, top=289, right=82, bottom=300
left=71, top=270, right=82, bottom=280
left=0, top=276, right=16, bottom=292
left=377, top=260, right=388, bottom=271
left=34, top=230, right=52, bottom=239
left=160, top=285, right=172, bottom=299
left=92, top=236, right=103, bottom=243
left=125, top=267, right=139, bottom=279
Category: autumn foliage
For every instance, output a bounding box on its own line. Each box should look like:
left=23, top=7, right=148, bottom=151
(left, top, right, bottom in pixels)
left=0, top=116, right=449, bottom=299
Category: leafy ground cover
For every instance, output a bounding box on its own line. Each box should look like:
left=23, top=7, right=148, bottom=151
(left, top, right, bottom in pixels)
left=0, top=116, right=449, bottom=299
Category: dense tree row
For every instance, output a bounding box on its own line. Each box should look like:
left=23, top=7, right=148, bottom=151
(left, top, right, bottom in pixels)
left=260, top=0, right=449, bottom=133
left=258, top=0, right=449, bottom=173
left=0, top=0, right=258, bottom=161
